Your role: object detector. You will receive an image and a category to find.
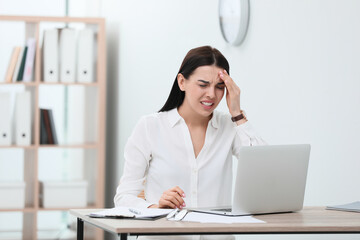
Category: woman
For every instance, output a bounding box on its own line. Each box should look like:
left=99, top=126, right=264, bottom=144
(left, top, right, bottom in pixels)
left=114, top=46, right=267, bottom=239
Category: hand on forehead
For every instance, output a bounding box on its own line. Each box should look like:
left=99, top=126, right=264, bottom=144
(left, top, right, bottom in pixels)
left=190, top=65, right=225, bottom=84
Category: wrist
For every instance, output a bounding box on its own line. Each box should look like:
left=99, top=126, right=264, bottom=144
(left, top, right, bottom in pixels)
left=231, top=112, right=241, bottom=118
left=148, top=204, right=159, bottom=208
left=235, top=118, right=248, bottom=126
left=231, top=110, right=246, bottom=121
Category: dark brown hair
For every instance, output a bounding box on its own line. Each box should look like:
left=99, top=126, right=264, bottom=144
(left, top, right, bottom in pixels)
left=159, top=46, right=230, bottom=112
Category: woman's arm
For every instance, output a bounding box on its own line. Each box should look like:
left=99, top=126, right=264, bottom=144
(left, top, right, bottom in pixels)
left=113, top=117, right=156, bottom=208
left=218, top=69, right=267, bottom=156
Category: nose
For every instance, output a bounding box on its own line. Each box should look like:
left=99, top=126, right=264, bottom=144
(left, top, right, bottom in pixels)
left=206, top=87, right=216, bottom=99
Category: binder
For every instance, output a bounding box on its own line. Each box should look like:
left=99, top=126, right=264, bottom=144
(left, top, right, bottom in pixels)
left=14, top=91, right=31, bottom=145
left=0, top=92, right=12, bottom=146
left=4, top=46, right=21, bottom=83
left=12, top=47, right=24, bottom=82
left=77, top=28, right=94, bottom=83
left=23, top=38, right=36, bottom=82
left=42, top=29, right=59, bottom=82
left=59, top=28, right=76, bottom=82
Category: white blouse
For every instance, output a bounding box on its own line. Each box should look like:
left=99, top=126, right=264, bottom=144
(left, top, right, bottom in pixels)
left=114, top=108, right=267, bottom=209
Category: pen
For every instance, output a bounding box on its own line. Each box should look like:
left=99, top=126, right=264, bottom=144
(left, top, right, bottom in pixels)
left=128, top=208, right=141, bottom=215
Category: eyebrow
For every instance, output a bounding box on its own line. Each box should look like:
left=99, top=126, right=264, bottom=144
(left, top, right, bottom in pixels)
left=198, top=80, right=210, bottom=84
left=197, top=80, right=225, bottom=85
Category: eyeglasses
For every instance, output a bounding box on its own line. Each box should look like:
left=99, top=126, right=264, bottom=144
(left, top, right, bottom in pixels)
left=166, top=208, right=189, bottom=221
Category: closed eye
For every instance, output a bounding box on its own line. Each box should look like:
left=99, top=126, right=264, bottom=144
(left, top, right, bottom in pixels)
left=216, top=82, right=225, bottom=89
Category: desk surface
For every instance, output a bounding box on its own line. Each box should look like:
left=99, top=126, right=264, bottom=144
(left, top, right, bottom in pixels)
left=70, top=207, right=360, bottom=235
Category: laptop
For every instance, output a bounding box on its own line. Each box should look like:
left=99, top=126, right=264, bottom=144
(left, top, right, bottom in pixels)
left=191, top=144, right=311, bottom=216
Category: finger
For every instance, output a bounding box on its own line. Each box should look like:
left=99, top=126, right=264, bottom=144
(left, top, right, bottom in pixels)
left=172, top=186, right=186, bottom=198
left=164, top=192, right=183, bottom=208
left=221, top=73, right=240, bottom=96
left=219, top=70, right=231, bottom=82
left=219, top=71, right=234, bottom=91
left=159, top=199, right=176, bottom=209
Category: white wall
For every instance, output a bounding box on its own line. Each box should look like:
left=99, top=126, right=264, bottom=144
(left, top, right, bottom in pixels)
left=103, top=0, right=360, bottom=204
left=102, top=0, right=360, bottom=239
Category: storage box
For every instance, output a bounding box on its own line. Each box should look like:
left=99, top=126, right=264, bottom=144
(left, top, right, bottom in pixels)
left=0, top=182, right=26, bottom=209
left=40, top=181, right=88, bottom=208
left=0, top=231, right=22, bottom=240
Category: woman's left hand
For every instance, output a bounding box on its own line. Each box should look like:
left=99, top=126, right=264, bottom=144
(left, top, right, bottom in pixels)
left=219, top=69, right=242, bottom=117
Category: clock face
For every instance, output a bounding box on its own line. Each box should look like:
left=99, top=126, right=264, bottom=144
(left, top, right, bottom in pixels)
left=219, top=0, right=249, bottom=45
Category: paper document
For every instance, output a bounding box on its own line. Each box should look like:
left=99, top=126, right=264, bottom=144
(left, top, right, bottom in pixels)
left=180, top=212, right=265, bottom=224
left=89, top=207, right=173, bottom=220
left=326, top=201, right=360, bottom=213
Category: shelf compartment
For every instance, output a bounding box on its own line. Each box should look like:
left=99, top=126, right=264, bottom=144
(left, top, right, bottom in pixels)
left=39, top=144, right=98, bottom=149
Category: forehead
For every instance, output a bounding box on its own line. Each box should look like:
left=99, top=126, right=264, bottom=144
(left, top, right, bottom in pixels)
left=190, top=65, right=223, bottom=82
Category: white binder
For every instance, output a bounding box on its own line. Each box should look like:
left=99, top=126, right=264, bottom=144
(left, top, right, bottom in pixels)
left=59, top=28, right=76, bottom=82
left=14, top=91, right=32, bottom=145
left=0, top=92, right=12, bottom=145
left=77, top=28, right=95, bottom=83
left=43, top=29, right=59, bottom=82
left=23, top=38, right=36, bottom=82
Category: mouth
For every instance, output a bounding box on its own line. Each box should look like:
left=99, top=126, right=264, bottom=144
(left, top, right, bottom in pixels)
left=201, top=101, right=214, bottom=109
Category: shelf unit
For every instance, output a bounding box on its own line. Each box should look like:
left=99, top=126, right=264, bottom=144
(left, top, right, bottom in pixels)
left=0, top=15, right=106, bottom=240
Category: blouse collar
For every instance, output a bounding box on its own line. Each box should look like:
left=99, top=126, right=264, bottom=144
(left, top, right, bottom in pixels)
left=167, top=108, right=219, bottom=129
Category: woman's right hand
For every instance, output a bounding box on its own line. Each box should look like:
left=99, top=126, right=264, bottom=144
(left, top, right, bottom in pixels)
left=149, top=186, right=186, bottom=209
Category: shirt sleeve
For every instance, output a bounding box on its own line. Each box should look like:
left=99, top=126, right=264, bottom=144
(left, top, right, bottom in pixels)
left=113, top=116, right=155, bottom=208
left=232, top=121, right=268, bottom=159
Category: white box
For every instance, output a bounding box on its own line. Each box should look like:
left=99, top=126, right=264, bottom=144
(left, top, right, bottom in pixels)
left=0, top=231, right=22, bottom=240
left=40, top=181, right=88, bottom=208
left=0, top=182, right=26, bottom=209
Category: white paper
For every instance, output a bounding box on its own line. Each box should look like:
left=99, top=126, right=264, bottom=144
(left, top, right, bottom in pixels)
left=90, top=207, right=173, bottom=219
left=181, top=212, right=265, bottom=224
left=326, top=201, right=360, bottom=212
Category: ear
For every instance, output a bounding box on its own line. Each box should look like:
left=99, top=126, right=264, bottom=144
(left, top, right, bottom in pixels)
left=177, top=73, right=186, bottom=91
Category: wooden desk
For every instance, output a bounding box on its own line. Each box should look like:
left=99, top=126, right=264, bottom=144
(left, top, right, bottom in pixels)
left=69, top=207, right=360, bottom=240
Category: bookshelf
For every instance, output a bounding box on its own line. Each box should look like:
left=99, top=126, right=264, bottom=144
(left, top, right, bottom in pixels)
left=0, top=15, right=106, bottom=240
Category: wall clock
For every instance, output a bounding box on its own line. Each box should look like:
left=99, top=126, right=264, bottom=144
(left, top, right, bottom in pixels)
left=219, top=0, right=250, bottom=46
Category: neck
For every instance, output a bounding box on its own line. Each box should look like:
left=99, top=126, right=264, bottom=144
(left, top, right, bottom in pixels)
left=177, top=104, right=211, bottom=127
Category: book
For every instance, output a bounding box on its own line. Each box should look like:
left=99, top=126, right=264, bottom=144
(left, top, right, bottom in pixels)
left=40, top=109, right=58, bottom=144
left=42, top=109, right=53, bottom=144
left=23, top=38, right=36, bottom=82
left=47, top=109, right=58, bottom=144
left=12, top=47, right=24, bottom=82
left=16, top=46, right=28, bottom=81
left=89, top=207, right=173, bottom=220
left=326, top=201, right=360, bottom=213
left=4, top=46, right=21, bottom=83
left=40, top=109, right=48, bottom=144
